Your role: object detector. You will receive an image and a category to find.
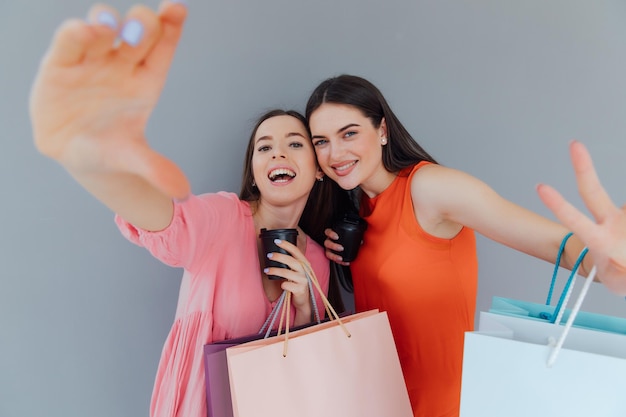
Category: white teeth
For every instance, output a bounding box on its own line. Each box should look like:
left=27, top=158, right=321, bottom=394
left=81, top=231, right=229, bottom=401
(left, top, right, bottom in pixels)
left=268, top=168, right=296, bottom=181
left=335, top=161, right=356, bottom=171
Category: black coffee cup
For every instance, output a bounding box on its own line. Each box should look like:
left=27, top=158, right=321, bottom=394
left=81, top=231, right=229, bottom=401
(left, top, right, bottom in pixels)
left=332, top=213, right=367, bottom=262
left=259, top=228, right=298, bottom=280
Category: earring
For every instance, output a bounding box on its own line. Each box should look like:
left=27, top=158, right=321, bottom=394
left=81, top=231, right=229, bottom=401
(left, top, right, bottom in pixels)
left=317, top=176, right=324, bottom=182
left=381, top=137, right=388, bottom=145
left=252, top=179, right=256, bottom=187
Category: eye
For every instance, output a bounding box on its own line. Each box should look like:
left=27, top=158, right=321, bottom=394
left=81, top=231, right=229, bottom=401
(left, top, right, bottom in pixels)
left=313, top=139, right=327, bottom=147
left=289, top=141, right=304, bottom=148
left=343, top=131, right=357, bottom=138
left=257, top=145, right=271, bottom=152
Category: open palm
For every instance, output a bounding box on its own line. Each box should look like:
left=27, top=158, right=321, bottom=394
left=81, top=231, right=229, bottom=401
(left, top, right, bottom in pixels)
left=538, top=141, right=626, bottom=295
left=30, top=2, right=190, bottom=199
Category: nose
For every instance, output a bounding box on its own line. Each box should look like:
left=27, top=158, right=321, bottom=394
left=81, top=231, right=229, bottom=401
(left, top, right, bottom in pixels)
left=327, top=141, right=345, bottom=162
left=271, top=143, right=287, bottom=159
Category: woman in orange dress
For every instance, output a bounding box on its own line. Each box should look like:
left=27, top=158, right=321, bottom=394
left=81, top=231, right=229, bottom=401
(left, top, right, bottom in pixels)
left=306, top=74, right=626, bottom=417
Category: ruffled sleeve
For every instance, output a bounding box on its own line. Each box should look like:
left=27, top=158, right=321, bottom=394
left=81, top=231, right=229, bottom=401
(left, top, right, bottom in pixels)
left=114, top=192, right=248, bottom=271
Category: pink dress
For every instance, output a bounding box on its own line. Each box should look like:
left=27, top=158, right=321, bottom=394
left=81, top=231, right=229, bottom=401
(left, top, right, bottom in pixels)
left=115, top=192, right=330, bottom=417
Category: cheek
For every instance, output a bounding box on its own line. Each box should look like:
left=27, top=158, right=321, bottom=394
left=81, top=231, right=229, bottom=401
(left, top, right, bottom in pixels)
left=251, top=158, right=263, bottom=178
left=313, top=147, right=331, bottom=164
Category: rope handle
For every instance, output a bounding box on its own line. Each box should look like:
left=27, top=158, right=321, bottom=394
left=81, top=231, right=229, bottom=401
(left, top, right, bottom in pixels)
left=547, top=264, right=597, bottom=367
left=259, top=259, right=327, bottom=337
left=543, top=232, right=589, bottom=324
left=259, top=291, right=285, bottom=338
left=545, top=232, right=573, bottom=305
left=258, top=258, right=351, bottom=357
left=259, top=289, right=318, bottom=338
left=551, top=247, right=588, bottom=324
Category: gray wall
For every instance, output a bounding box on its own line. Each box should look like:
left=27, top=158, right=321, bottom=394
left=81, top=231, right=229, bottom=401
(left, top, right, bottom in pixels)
left=2, top=0, right=625, bottom=416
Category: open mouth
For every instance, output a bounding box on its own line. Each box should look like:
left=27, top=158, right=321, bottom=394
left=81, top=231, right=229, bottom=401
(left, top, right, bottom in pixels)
left=268, top=168, right=296, bottom=183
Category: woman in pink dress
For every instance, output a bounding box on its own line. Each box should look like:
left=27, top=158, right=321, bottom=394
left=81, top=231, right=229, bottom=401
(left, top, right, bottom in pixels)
left=29, top=2, right=352, bottom=416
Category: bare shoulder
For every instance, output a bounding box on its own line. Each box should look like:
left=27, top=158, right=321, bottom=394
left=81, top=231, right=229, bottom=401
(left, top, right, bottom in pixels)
left=410, top=163, right=498, bottom=225
left=410, top=164, right=487, bottom=200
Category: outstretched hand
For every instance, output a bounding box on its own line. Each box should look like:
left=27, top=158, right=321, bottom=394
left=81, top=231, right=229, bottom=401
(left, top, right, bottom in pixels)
left=29, top=1, right=190, bottom=200
left=537, top=141, right=626, bottom=295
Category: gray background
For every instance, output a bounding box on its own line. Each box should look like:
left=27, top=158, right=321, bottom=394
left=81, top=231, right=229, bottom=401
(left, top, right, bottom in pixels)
left=2, top=0, right=625, bottom=416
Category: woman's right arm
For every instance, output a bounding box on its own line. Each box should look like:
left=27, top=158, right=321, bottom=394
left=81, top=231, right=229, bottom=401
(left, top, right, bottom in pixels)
left=30, top=2, right=189, bottom=231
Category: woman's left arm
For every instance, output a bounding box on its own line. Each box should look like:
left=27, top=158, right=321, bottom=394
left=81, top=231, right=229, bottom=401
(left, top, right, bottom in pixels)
left=537, top=141, right=626, bottom=295
left=416, top=164, right=581, bottom=271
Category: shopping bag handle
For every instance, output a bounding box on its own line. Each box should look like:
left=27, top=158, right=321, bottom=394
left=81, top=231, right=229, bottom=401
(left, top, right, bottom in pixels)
left=547, top=264, right=597, bottom=367
left=544, top=232, right=589, bottom=324
left=550, top=247, right=588, bottom=325
left=259, top=269, right=324, bottom=338
left=545, top=232, right=573, bottom=306
left=259, top=259, right=351, bottom=356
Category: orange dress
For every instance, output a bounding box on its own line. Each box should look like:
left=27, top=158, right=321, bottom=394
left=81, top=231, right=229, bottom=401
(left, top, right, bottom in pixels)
left=351, top=162, right=478, bottom=417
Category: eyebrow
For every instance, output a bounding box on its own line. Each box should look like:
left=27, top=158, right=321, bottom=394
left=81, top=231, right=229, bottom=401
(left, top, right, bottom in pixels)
left=311, top=123, right=360, bottom=140
left=255, top=132, right=306, bottom=144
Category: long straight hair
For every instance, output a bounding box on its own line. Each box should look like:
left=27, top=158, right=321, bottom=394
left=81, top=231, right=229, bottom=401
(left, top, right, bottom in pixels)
left=305, top=75, right=438, bottom=292
left=305, top=74, right=438, bottom=172
left=238, top=109, right=356, bottom=306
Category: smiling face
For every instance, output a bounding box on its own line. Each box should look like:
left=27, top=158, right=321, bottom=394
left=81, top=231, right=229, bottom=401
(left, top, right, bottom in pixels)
left=309, top=103, right=394, bottom=196
left=250, top=114, right=322, bottom=207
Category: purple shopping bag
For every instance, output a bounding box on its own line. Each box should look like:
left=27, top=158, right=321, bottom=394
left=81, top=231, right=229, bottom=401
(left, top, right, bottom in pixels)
left=204, top=332, right=267, bottom=417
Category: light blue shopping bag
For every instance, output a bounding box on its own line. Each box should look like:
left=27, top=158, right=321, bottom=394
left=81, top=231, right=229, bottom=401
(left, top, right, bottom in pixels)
left=489, top=232, right=626, bottom=334
left=489, top=295, right=626, bottom=334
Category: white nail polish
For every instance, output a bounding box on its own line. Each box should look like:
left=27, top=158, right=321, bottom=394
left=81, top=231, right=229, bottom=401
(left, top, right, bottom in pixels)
left=96, top=11, right=117, bottom=29
left=120, top=20, right=144, bottom=46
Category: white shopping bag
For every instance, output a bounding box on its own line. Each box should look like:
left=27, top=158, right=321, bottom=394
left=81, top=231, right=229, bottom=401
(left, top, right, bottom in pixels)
left=460, top=311, right=626, bottom=416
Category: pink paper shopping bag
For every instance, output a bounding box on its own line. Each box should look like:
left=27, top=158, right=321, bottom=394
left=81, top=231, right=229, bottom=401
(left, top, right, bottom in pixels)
left=225, top=309, right=413, bottom=417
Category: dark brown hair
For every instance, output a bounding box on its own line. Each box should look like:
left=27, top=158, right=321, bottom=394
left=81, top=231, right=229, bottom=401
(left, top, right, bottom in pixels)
left=305, top=74, right=438, bottom=171
left=305, top=75, right=439, bottom=292
left=238, top=109, right=356, bottom=304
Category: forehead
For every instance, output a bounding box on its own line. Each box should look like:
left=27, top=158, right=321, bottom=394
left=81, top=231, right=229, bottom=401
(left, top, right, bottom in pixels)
left=309, top=103, right=367, bottom=131
left=254, top=115, right=307, bottom=139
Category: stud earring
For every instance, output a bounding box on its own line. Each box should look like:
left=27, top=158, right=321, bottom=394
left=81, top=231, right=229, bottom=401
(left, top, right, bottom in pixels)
left=381, top=137, right=388, bottom=145
left=252, top=179, right=256, bottom=187
left=317, top=176, right=324, bottom=182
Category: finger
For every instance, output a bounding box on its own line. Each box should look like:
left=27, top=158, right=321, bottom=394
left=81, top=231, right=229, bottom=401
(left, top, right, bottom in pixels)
left=281, top=280, right=309, bottom=296
left=263, top=266, right=305, bottom=285
left=570, top=141, right=616, bottom=222
left=325, top=228, right=339, bottom=240
left=84, top=5, right=121, bottom=60
left=537, top=183, right=601, bottom=247
left=324, top=237, right=343, bottom=252
left=266, top=252, right=301, bottom=273
left=142, top=0, right=188, bottom=75
left=116, top=5, right=162, bottom=66
left=44, top=19, right=94, bottom=66
left=325, top=249, right=346, bottom=264
left=273, top=240, right=308, bottom=264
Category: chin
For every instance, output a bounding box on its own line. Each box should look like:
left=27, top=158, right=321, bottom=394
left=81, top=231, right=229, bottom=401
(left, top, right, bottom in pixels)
left=335, top=178, right=359, bottom=191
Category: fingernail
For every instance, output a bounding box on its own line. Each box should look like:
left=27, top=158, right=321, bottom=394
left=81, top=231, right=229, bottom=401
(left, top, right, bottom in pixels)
left=173, top=194, right=190, bottom=204
left=121, top=19, right=144, bottom=46
left=274, top=239, right=282, bottom=245
left=96, top=11, right=118, bottom=29
left=267, top=253, right=273, bottom=259
left=263, top=268, right=269, bottom=273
